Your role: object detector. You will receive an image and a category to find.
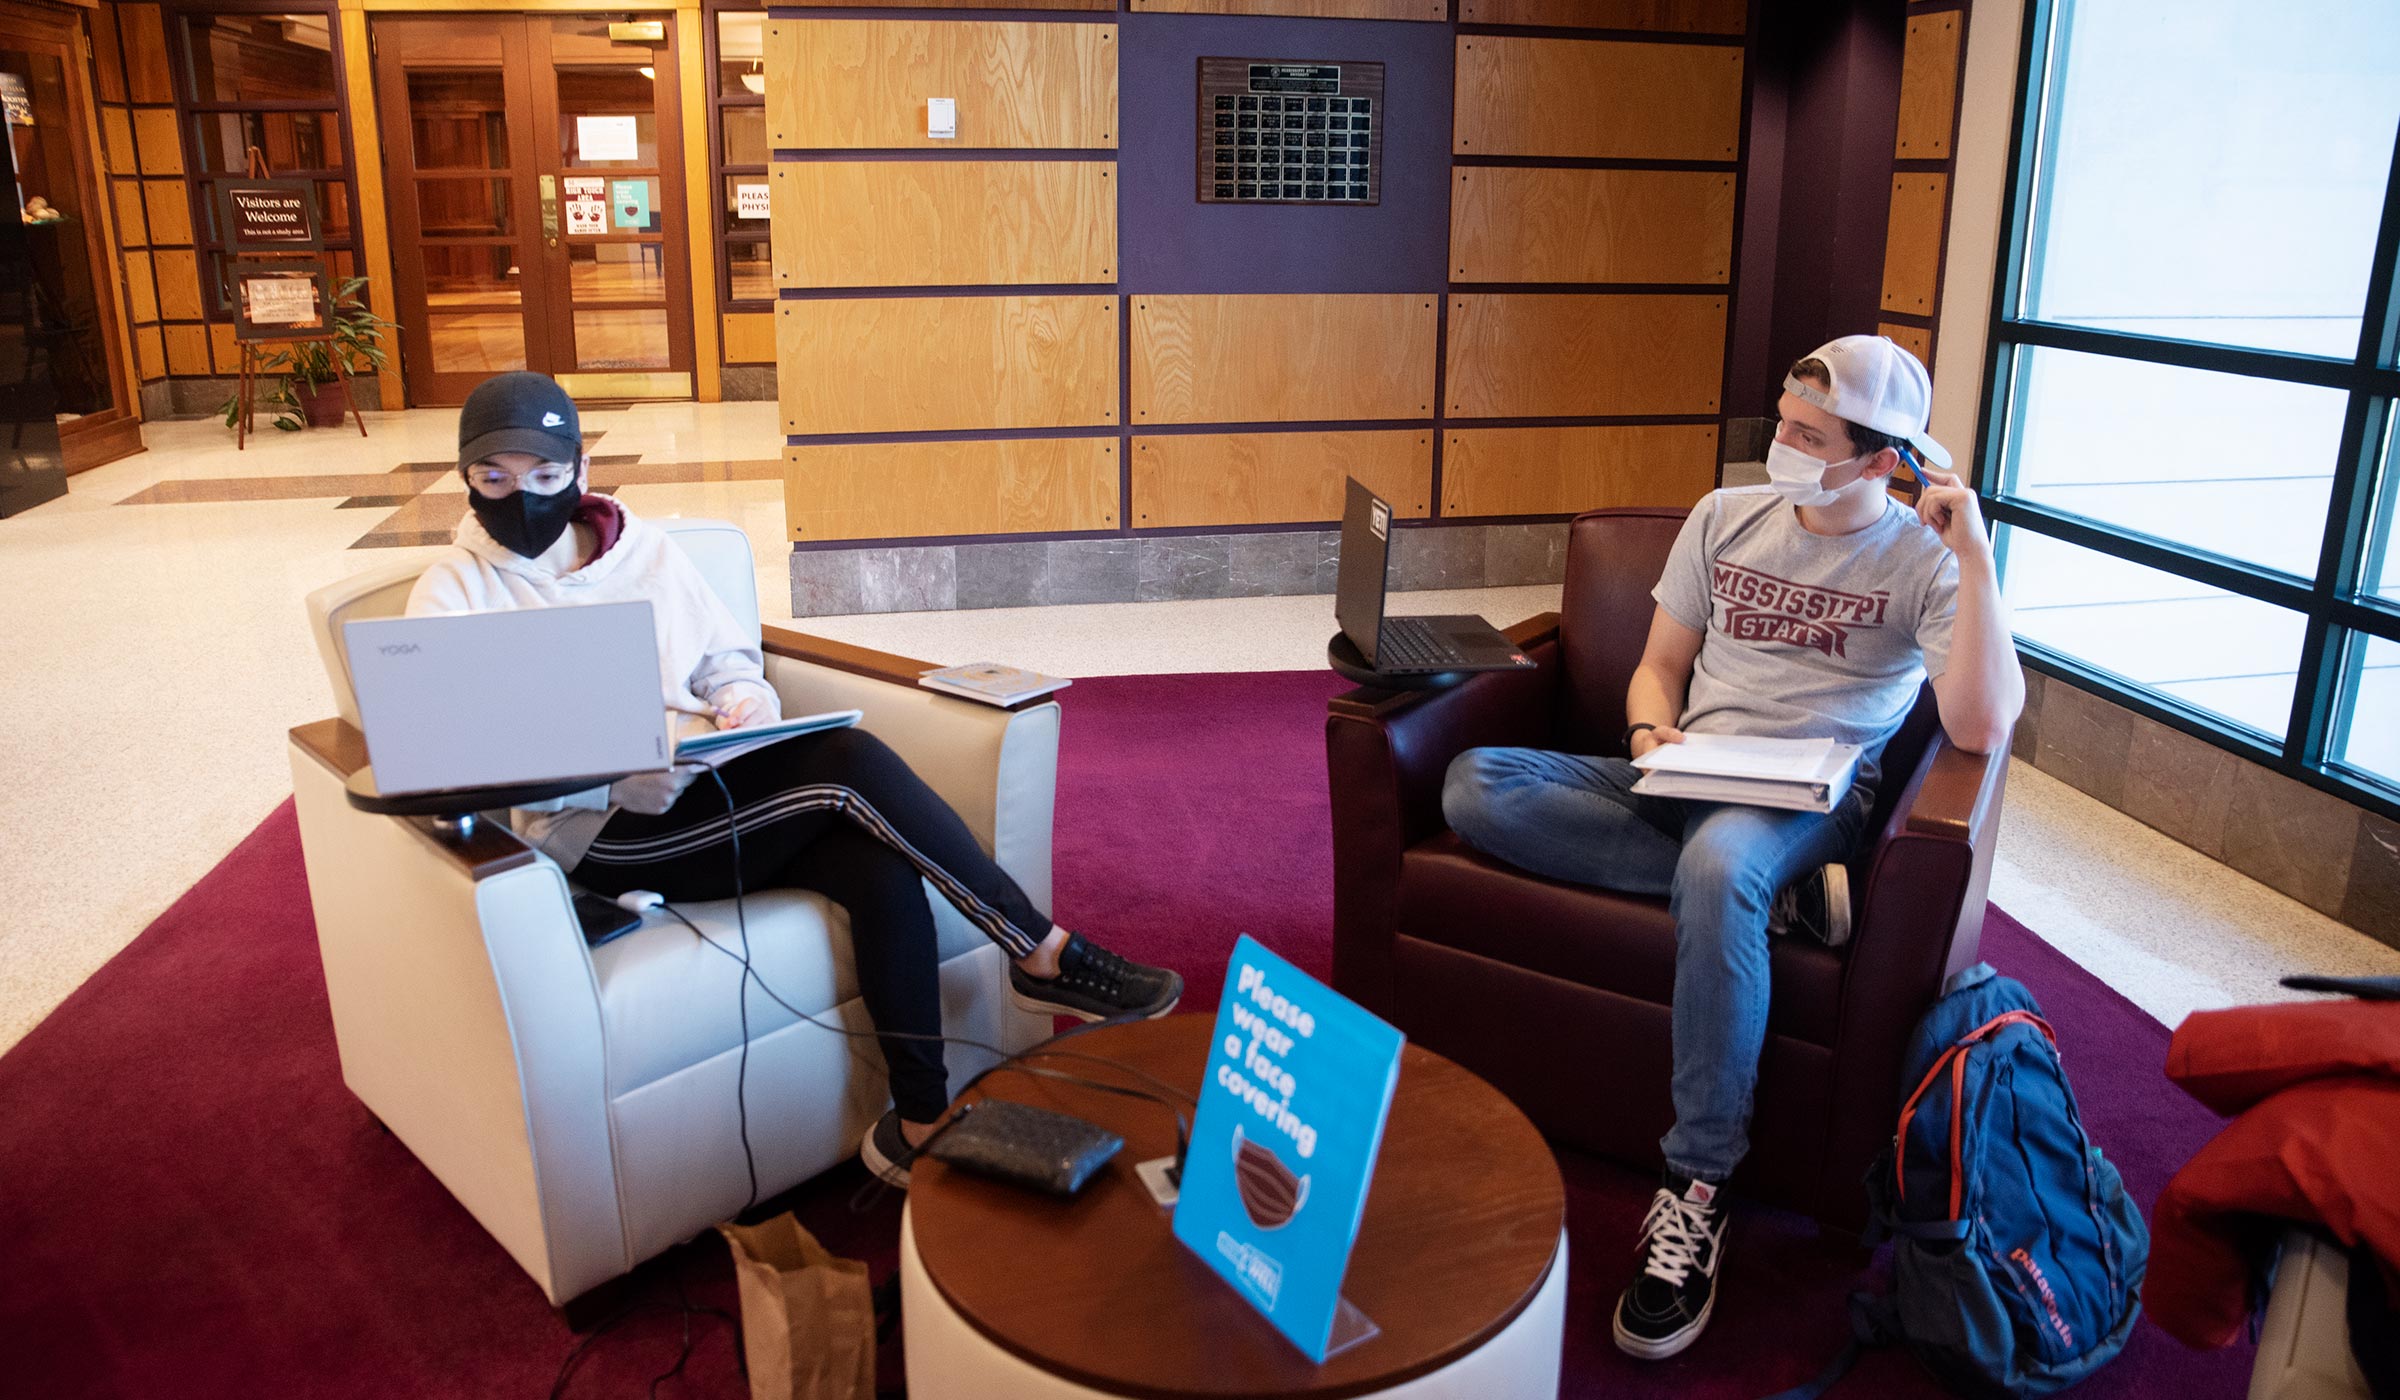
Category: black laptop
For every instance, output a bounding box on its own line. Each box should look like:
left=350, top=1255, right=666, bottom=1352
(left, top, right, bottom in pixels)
left=1335, top=478, right=1538, bottom=676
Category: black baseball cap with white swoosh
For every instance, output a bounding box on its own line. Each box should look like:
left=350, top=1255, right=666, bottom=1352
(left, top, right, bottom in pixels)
left=456, top=370, right=583, bottom=469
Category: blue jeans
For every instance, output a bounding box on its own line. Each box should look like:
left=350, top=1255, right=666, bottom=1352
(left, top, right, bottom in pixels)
left=1440, top=747, right=1872, bottom=1185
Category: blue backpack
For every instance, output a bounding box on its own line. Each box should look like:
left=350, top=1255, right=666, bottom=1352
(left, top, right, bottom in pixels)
left=1774, top=964, right=2149, bottom=1400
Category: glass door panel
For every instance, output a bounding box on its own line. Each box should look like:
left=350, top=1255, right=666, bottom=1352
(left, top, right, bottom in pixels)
left=416, top=178, right=516, bottom=237
left=422, top=244, right=526, bottom=373
left=408, top=70, right=510, bottom=170
left=537, top=27, right=692, bottom=396
left=569, top=243, right=666, bottom=300
left=377, top=16, right=691, bottom=404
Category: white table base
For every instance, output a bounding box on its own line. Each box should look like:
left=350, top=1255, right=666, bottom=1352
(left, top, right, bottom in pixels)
left=899, top=1203, right=1567, bottom=1399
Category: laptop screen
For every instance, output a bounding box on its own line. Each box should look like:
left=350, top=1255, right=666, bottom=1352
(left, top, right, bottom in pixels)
left=1334, top=478, right=1392, bottom=666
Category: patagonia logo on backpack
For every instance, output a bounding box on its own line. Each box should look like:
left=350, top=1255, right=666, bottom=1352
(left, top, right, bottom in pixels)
left=1769, top=964, right=2148, bottom=1400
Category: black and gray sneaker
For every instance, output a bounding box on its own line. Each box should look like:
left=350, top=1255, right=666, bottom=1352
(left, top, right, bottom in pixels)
left=1612, top=1171, right=1729, bottom=1360
left=1768, top=862, right=1852, bottom=947
left=859, top=1109, right=917, bottom=1189
left=1009, top=933, right=1183, bottom=1022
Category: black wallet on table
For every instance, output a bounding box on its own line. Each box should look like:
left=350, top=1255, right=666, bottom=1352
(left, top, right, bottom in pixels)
left=925, top=1099, right=1123, bottom=1196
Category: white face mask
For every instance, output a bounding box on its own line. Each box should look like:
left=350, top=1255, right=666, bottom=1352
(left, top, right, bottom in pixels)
left=1765, top=438, right=1868, bottom=509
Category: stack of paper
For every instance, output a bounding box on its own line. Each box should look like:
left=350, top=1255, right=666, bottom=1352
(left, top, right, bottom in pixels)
left=1630, top=733, right=1862, bottom=813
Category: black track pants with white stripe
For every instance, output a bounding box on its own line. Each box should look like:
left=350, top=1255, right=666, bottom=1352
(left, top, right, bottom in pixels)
left=573, top=726, right=1050, bottom=1122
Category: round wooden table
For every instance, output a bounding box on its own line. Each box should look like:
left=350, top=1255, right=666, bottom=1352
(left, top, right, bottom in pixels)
left=900, top=1015, right=1567, bottom=1399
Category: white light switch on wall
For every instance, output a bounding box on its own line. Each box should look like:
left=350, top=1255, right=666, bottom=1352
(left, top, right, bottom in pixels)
left=928, top=97, right=956, bottom=140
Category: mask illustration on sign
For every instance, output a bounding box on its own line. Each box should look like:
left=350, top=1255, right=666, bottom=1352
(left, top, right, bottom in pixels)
left=1233, top=1126, right=1310, bottom=1229
left=1764, top=439, right=1873, bottom=509
left=469, top=478, right=581, bottom=558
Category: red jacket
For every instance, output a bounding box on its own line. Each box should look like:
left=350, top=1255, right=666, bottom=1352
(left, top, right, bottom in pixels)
left=2147, top=1000, right=2400, bottom=1349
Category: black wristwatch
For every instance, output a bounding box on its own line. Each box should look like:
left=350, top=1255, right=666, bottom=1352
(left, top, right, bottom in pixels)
left=1624, top=722, right=1658, bottom=752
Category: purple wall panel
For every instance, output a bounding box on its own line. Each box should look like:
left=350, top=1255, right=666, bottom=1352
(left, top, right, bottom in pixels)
left=1116, top=11, right=1455, bottom=294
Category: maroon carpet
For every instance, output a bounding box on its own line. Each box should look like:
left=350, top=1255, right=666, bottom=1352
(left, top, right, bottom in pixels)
left=0, top=671, right=2253, bottom=1398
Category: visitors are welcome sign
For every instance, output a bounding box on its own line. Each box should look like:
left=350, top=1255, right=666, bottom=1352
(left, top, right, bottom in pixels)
left=1172, top=934, right=1403, bottom=1361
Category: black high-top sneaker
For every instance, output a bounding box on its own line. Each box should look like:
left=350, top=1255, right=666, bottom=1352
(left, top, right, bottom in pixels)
left=1613, top=1170, right=1729, bottom=1360
left=859, top=1109, right=916, bottom=1189
left=1008, top=932, right=1183, bottom=1022
left=1767, top=862, right=1853, bottom=947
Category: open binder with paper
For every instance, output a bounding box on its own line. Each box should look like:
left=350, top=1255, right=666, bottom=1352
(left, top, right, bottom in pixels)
left=1630, top=733, right=1863, bottom=814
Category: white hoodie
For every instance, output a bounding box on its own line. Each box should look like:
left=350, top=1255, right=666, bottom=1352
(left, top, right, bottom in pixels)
left=403, top=494, right=780, bottom=868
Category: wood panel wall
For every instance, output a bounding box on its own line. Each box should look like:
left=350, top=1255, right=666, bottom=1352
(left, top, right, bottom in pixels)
left=1453, top=36, right=1742, bottom=161
left=775, top=295, right=1119, bottom=435
left=1131, top=295, right=1439, bottom=426
left=770, top=161, right=1117, bottom=288
left=722, top=312, right=775, bottom=364
left=89, top=1, right=194, bottom=387
left=1878, top=2, right=1970, bottom=378
left=1443, top=425, right=1719, bottom=516
left=768, top=4, right=1749, bottom=548
left=785, top=438, right=1120, bottom=540
left=1131, top=431, right=1434, bottom=528
left=1449, top=168, right=1735, bottom=284
left=1445, top=295, right=1727, bottom=418
left=1441, top=17, right=1739, bottom=522
left=766, top=20, right=1118, bottom=150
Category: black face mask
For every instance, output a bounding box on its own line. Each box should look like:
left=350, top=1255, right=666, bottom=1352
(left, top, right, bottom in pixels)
left=469, top=483, right=582, bottom=558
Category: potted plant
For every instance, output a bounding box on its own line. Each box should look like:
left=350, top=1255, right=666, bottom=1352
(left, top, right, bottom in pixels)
left=214, top=276, right=398, bottom=433
left=276, top=276, right=397, bottom=427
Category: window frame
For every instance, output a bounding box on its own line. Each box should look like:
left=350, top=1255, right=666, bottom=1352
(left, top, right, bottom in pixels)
left=1977, top=0, right=2400, bottom=821
left=166, top=0, right=362, bottom=325
left=704, top=0, right=770, bottom=316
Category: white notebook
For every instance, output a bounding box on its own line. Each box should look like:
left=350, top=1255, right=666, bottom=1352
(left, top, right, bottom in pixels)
left=917, top=663, right=1071, bottom=707
left=1631, top=733, right=1863, bottom=813
left=671, top=708, right=862, bottom=766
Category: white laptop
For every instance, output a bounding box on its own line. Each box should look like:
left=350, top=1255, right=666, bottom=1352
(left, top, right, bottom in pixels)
left=344, top=601, right=671, bottom=797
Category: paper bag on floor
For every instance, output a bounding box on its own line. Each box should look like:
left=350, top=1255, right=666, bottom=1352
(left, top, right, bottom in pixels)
left=718, top=1214, right=876, bottom=1400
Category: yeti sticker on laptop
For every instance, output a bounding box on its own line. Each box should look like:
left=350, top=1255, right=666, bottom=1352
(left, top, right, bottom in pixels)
left=1369, top=500, right=1390, bottom=540
left=1173, top=935, right=1403, bottom=1361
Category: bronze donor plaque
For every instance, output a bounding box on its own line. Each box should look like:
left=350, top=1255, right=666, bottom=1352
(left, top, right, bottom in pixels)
left=1197, top=58, right=1385, bottom=208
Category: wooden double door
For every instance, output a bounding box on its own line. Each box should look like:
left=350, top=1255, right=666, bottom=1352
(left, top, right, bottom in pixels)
left=374, top=15, right=695, bottom=405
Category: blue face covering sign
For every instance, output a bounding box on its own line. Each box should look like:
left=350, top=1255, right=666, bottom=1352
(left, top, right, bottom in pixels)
left=1171, top=935, right=1404, bottom=1362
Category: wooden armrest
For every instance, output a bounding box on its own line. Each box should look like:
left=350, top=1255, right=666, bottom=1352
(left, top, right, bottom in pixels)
left=1329, top=612, right=1561, bottom=721
left=1903, top=735, right=2008, bottom=840
left=289, top=718, right=539, bottom=881
left=760, top=625, right=934, bottom=686
left=761, top=624, right=1057, bottom=712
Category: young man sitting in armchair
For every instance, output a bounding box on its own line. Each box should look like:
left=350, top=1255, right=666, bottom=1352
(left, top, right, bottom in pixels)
left=1439, top=334, right=2025, bottom=1360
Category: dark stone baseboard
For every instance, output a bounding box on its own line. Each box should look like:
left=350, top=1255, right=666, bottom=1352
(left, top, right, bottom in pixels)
left=720, top=366, right=776, bottom=401
left=144, top=375, right=388, bottom=420
left=789, top=521, right=1569, bottom=617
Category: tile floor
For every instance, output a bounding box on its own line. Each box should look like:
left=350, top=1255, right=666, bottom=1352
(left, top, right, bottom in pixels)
left=2, top=403, right=2392, bottom=1055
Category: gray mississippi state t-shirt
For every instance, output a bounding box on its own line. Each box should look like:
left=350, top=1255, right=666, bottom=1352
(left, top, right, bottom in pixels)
left=1652, top=486, right=1959, bottom=789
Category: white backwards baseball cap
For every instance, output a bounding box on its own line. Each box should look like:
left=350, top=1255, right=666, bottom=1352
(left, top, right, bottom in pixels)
left=1783, top=334, right=1951, bottom=471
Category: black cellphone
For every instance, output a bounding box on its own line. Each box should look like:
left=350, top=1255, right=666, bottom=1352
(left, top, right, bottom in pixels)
left=572, top=892, right=643, bottom=948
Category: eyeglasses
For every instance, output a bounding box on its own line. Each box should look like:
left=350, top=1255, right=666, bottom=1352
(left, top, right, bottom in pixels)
left=463, top=462, right=579, bottom=498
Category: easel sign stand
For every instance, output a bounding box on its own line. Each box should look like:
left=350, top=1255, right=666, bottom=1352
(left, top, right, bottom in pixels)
left=224, top=148, right=368, bottom=449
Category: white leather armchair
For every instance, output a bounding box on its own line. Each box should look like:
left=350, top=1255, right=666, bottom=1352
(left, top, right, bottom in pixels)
left=286, top=518, right=1053, bottom=1309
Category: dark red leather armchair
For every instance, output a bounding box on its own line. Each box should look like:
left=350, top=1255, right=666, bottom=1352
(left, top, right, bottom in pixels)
left=1325, top=507, right=2009, bottom=1227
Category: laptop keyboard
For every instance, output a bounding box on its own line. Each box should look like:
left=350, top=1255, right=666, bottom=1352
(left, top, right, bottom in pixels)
left=1377, top=616, right=1470, bottom=669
